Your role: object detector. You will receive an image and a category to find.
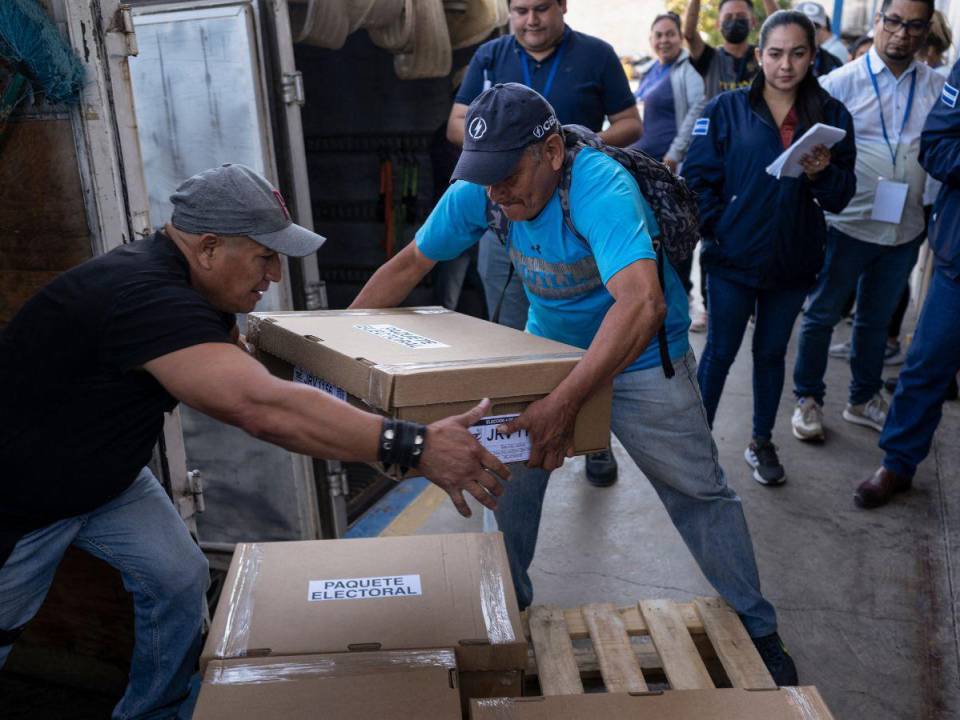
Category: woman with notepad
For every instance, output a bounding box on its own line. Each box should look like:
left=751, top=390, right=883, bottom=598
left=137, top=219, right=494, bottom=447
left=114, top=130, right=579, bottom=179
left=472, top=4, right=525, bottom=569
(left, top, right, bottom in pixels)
left=682, top=10, right=857, bottom=487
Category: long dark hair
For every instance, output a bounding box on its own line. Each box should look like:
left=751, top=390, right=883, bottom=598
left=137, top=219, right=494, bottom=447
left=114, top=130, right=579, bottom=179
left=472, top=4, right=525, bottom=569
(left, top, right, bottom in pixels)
left=755, top=10, right=825, bottom=128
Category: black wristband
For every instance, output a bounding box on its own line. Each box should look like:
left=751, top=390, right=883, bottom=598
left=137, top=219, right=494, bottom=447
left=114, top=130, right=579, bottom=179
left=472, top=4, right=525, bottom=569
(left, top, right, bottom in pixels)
left=378, top=418, right=427, bottom=475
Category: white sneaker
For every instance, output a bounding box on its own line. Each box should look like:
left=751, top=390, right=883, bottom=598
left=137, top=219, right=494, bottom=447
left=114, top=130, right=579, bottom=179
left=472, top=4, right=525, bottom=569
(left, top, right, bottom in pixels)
left=828, top=340, right=851, bottom=359
left=690, top=310, right=707, bottom=333
left=842, top=393, right=888, bottom=432
left=792, top=397, right=824, bottom=441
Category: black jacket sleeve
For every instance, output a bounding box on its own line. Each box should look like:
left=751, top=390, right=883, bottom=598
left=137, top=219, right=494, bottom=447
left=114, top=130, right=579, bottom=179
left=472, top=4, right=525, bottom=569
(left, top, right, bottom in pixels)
left=682, top=96, right=727, bottom=239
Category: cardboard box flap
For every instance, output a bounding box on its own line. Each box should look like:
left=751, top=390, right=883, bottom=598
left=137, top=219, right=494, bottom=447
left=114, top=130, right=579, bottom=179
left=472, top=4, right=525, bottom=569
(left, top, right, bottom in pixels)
left=248, top=308, right=585, bottom=409
left=469, top=688, right=835, bottom=720
left=196, top=652, right=461, bottom=720
left=203, top=533, right=526, bottom=673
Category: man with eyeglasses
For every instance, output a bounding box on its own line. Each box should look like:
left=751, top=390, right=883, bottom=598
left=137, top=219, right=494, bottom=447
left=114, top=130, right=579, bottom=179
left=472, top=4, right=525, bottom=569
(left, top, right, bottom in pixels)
left=790, top=0, right=944, bottom=464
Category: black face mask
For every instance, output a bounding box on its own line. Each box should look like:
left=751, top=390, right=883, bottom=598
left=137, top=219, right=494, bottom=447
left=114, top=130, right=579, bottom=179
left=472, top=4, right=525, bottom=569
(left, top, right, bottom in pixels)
left=721, top=17, right=750, bottom=44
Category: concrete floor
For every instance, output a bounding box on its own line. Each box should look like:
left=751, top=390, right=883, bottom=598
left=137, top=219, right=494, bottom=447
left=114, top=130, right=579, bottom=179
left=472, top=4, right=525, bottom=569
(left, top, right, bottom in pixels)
left=419, top=325, right=960, bottom=720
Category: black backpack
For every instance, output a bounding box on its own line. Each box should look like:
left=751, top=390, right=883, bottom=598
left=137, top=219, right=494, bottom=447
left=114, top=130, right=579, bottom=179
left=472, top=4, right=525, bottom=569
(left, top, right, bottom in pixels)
left=486, top=124, right=702, bottom=378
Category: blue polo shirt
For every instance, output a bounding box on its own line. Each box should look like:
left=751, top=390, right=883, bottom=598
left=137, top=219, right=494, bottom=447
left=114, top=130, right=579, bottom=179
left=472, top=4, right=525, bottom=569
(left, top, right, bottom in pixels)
left=415, top=149, right=690, bottom=374
left=456, top=27, right=636, bottom=132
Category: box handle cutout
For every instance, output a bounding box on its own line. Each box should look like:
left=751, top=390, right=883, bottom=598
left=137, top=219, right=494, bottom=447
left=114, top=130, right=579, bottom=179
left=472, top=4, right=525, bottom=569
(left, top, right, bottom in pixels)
left=347, top=642, right=382, bottom=652
left=304, top=335, right=323, bottom=343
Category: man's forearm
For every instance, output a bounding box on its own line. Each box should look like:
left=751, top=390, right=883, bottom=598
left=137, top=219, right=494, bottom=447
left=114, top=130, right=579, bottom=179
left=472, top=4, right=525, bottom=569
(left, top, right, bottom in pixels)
left=244, top=380, right=383, bottom=461
left=551, top=294, right=665, bottom=412
left=350, top=243, right=430, bottom=308
left=683, top=0, right=701, bottom=42
left=599, top=117, right=643, bottom=148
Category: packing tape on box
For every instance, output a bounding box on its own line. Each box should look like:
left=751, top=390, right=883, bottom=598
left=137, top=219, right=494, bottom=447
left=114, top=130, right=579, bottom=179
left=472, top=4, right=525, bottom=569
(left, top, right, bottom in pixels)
left=472, top=698, right=516, bottom=718
left=206, top=649, right=458, bottom=686
left=216, top=542, right=264, bottom=658
left=367, top=351, right=585, bottom=408
left=784, top=687, right=826, bottom=719
left=479, top=537, right=517, bottom=644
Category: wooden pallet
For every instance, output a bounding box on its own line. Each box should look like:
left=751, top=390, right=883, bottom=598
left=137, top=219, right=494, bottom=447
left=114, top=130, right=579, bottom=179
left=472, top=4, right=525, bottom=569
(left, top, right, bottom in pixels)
left=521, top=597, right=779, bottom=695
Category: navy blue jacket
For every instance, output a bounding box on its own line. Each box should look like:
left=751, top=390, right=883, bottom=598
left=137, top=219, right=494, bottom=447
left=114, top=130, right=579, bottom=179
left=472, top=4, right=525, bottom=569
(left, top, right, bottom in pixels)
left=683, top=78, right=857, bottom=290
left=919, top=59, right=960, bottom=281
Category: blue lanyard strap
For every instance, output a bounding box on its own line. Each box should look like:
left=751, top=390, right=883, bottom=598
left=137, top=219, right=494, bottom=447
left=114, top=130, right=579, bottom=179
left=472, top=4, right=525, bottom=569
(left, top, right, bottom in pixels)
left=520, top=36, right=568, bottom=100
left=866, top=54, right=917, bottom=169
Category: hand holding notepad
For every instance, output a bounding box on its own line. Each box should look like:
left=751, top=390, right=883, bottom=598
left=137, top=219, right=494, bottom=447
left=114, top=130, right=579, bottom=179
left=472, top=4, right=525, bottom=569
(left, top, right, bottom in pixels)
left=765, top=123, right=847, bottom=179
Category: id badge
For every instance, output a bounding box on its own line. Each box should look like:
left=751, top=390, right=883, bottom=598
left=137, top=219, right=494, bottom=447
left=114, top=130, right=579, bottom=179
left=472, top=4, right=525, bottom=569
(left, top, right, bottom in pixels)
left=870, top=178, right=909, bottom=224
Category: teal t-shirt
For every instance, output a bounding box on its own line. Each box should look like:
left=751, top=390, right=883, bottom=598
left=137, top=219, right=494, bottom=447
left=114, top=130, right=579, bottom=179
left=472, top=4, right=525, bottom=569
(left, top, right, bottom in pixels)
left=415, top=148, right=690, bottom=373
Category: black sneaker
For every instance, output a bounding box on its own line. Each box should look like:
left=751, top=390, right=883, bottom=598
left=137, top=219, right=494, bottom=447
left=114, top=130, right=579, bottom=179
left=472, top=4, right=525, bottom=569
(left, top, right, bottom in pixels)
left=585, top=450, right=618, bottom=487
left=752, top=632, right=798, bottom=686
left=744, top=440, right=786, bottom=486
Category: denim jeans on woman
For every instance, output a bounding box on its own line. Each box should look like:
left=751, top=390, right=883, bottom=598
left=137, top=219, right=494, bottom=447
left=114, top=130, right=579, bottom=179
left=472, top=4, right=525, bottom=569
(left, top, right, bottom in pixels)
left=0, top=468, right=208, bottom=720
left=698, top=273, right=808, bottom=441
left=492, top=351, right=778, bottom=638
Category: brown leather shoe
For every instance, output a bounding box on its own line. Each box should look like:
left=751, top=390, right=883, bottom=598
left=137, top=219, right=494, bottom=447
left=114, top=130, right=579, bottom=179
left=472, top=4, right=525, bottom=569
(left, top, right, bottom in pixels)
left=854, top=467, right=912, bottom=509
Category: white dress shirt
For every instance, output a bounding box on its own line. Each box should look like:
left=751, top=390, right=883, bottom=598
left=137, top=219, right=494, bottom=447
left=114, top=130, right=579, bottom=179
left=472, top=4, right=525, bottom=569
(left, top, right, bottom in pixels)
left=819, top=46, right=945, bottom=246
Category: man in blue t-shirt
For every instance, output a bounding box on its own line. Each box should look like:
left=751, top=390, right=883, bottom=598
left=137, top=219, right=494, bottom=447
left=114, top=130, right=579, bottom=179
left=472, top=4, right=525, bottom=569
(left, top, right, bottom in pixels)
left=446, top=0, right=641, bottom=488
left=352, top=84, right=798, bottom=686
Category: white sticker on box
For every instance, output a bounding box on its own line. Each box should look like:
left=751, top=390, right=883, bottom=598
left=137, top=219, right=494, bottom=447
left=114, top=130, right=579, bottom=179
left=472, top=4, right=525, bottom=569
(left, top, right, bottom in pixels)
left=293, top=366, right=348, bottom=401
left=469, top=414, right=530, bottom=464
left=353, top=324, right=449, bottom=349
left=308, top=574, right=422, bottom=602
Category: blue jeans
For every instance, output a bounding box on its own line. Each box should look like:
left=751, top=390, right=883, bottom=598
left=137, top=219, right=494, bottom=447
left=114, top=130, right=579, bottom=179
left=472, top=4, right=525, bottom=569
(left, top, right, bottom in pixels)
left=881, top=266, right=960, bottom=478
left=793, top=227, right=923, bottom=406
left=478, top=229, right=529, bottom=330
left=0, top=468, right=208, bottom=720
left=493, top=351, right=778, bottom=638
left=698, top=274, right=808, bottom=441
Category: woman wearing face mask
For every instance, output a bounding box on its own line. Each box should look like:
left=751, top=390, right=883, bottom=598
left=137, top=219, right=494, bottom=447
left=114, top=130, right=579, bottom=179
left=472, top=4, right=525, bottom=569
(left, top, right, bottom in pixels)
left=630, top=12, right=706, bottom=175
left=683, top=11, right=857, bottom=486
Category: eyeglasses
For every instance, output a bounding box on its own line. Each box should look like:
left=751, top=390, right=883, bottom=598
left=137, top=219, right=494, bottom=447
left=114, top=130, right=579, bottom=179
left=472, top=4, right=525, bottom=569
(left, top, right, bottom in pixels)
left=879, top=13, right=930, bottom=38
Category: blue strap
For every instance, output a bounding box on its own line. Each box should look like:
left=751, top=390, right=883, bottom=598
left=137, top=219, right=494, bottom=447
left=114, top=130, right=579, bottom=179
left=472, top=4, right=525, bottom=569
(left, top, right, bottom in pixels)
left=867, top=54, right=917, bottom=169
left=520, top=36, right=568, bottom=100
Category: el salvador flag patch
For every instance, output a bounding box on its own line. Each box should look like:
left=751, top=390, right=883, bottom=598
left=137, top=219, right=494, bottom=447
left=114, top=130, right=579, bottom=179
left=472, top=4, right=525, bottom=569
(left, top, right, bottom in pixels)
left=942, top=83, right=958, bottom=108
left=693, top=118, right=710, bottom=136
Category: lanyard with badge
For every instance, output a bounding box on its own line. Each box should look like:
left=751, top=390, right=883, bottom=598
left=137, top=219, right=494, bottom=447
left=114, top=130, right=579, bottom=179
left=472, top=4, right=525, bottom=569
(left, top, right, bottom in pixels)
left=866, top=54, right=916, bottom=224
left=519, top=35, right=568, bottom=100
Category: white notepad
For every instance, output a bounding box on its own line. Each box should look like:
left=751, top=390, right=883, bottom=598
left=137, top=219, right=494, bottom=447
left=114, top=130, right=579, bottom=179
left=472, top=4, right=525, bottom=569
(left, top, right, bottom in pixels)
left=765, top=123, right=847, bottom=179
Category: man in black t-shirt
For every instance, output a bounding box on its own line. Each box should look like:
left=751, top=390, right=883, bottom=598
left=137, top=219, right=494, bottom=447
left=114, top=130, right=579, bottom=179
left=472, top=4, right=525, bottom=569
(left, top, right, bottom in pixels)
left=683, top=0, right=762, bottom=99
left=0, top=164, right=509, bottom=719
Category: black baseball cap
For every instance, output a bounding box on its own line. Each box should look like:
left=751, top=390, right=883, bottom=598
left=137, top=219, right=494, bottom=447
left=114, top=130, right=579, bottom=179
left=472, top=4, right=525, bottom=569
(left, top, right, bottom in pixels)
left=452, top=83, right=561, bottom=186
left=170, top=164, right=325, bottom=257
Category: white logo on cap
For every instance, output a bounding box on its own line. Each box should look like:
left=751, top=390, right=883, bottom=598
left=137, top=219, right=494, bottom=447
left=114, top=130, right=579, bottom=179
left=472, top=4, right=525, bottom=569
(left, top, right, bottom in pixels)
left=468, top=117, right=488, bottom=140
left=533, top=115, right=558, bottom=138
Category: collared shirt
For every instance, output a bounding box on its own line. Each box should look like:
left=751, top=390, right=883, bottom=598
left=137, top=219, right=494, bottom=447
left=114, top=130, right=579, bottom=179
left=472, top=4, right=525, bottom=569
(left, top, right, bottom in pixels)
left=820, top=46, right=945, bottom=245
left=455, top=27, right=635, bottom=131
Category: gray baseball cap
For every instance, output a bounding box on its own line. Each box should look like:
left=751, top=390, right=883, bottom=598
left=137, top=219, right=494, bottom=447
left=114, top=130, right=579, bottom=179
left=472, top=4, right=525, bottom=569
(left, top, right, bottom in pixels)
left=170, top=164, right=325, bottom=257
left=452, top=83, right=561, bottom=186
left=796, top=2, right=828, bottom=28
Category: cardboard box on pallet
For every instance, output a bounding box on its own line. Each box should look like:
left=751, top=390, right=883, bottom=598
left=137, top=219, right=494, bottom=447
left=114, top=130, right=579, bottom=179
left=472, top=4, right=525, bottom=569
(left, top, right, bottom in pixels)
left=470, top=687, right=836, bottom=720
left=194, top=650, right=461, bottom=719
left=200, top=533, right=527, bottom=705
left=247, top=307, right=612, bottom=477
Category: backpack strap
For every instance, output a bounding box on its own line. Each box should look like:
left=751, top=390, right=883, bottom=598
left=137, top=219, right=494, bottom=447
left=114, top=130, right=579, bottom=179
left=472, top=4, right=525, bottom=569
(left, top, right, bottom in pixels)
left=486, top=197, right=515, bottom=325
left=558, top=145, right=676, bottom=379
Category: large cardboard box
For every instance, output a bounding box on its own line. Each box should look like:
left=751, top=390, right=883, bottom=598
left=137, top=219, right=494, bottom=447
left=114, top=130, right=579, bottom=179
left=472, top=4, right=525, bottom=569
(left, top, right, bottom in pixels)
left=248, top=307, right=612, bottom=473
left=200, top=533, right=526, bottom=698
left=470, top=688, right=835, bottom=719
left=195, top=650, right=461, bottom=719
